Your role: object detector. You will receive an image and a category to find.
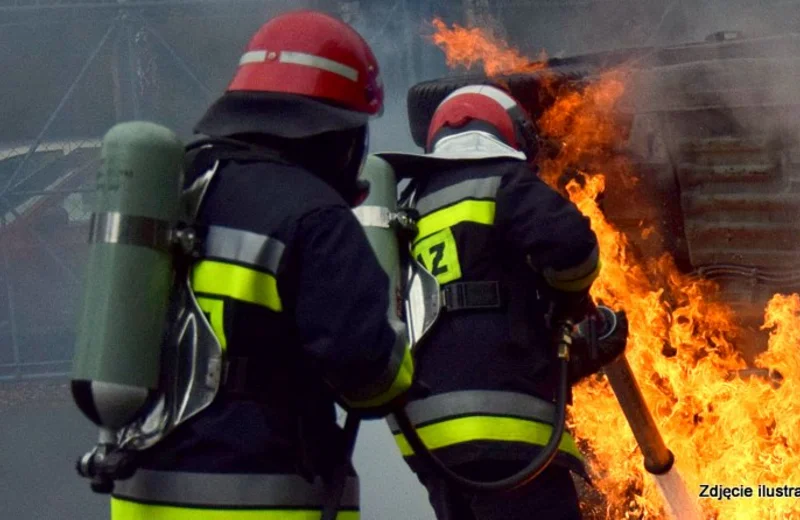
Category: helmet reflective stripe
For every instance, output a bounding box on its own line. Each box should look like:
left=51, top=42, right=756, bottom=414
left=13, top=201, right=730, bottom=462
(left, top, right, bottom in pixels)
left=239, top=50, right=268, bottom=65
left=238, top=50, right=359, bottom=82
left=442, top=85, right=518, bottom=111
left=224, top=10, right=383, bottom=117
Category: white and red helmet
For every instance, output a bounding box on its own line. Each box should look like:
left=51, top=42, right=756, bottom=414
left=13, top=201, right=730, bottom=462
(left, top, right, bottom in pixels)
left=426, top=85, right=537, bottom=155
left=196, top=10, right=384, bottom=138
left=380, top=84, right=538, bottom=171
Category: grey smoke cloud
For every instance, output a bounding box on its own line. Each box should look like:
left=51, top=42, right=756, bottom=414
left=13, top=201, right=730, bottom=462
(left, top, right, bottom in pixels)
left=6, top=2, right=800, bottom=520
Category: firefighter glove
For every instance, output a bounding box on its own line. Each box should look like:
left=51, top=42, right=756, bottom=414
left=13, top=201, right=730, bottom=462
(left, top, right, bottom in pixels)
left=349, top=378, right=431, bottom=420
left=568, top=310, right=628, bottom=384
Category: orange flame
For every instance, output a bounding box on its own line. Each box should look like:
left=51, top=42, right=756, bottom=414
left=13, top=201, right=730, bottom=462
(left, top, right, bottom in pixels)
left=430, top=18, right=547, bottom=76
left=431, top=19, right=800, bottom=519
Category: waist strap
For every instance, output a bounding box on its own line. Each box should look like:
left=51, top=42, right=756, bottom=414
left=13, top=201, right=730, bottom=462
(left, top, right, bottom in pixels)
left=221, top=356, right=294, bottom=400
left=441, top=281, right=503, bottom=312
left=113, top=469, right=359, bottom=509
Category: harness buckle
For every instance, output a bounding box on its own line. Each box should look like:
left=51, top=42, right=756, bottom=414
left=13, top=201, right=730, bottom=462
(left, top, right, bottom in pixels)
left=441, top=281, right=503, bottom=311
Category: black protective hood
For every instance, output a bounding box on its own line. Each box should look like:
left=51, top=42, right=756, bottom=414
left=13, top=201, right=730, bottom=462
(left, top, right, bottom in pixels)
left=195, top=91, right=369, bottom=139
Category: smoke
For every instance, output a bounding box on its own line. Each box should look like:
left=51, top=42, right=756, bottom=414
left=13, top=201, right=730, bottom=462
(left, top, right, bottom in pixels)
left=466, top=0, right=800, bottom=355
left=7, top=2, right=800, bottom=519
left=339, top=1, right=440, bottom=153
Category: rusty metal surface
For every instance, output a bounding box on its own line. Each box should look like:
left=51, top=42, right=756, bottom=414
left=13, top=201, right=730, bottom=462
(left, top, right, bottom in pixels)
left=626, top=58, right=800, bottom=113
left=676, top=133, right=800, bottom=270
left=619, top=33, right=800, bottom=318
left=618, top=33, right=800, bottom=302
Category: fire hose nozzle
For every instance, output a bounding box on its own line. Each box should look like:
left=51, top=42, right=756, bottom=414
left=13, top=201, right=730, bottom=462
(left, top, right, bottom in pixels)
left=576, top=305, right=617, bottom=340
left=604, top=355, right=703, bottom=520
left=594, top=305, right=618, bottom=340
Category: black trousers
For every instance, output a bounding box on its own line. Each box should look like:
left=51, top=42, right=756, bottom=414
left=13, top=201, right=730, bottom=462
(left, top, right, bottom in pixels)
left=416, top=462, right=583, bottom=520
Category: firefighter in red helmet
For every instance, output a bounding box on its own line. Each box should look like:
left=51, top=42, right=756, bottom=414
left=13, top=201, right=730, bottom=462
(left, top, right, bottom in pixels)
left=381, top=84, right=628, bottom=519
left=109, top=10, right=413, bottom=519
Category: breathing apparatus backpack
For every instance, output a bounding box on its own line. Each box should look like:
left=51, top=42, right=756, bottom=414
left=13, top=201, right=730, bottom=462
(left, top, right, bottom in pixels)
left=71, top=121, right=232, bottom=493
left=70, top=124, right=419, bottom=496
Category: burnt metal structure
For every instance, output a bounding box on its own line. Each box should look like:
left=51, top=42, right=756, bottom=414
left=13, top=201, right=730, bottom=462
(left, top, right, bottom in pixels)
left=615, top=31, right=800, bottom=361
left=0, top=0, right=433, bottom=381
left=0, top=0, right=252, bottom=380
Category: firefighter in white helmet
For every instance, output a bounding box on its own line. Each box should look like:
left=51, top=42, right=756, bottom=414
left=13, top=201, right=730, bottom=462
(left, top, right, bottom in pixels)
left=380, top=84, right=628, bottom=519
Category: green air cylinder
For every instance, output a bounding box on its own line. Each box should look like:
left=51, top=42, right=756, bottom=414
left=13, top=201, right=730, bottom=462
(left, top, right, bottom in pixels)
left=354, top=155, right=402, bottom=322
left=71, top=121, right=184, bottom=430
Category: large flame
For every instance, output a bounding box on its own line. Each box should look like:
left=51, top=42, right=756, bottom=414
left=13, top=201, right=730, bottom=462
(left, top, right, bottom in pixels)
left=430, top=18, right=800, bottom=519
left=430, top=18, right=546, bottom=76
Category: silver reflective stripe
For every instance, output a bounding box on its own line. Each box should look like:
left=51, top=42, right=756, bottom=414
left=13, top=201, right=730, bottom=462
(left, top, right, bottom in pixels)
left=238, top=50, right=359, bottom=82
left=240, top=50, right=267, bottom=65
left=280, top=51, right=359, bottom=82
left=204, top=225, right=285, bottom=274
left=415, top=176, right=502, bottom=216
left=442, top=85, right=518, bottom=110
left=386, top=390, right=556, bottom=433
left=113, top=470, right=359, bottom=508
left=545, top=244, right=599, bottom=282
left=88, top=212, right=173, bottom=252
left=353, top=205, right=392, bottom=229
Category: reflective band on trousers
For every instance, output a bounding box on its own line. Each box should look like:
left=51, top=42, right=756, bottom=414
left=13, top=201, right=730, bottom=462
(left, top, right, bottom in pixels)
left=386, top=390, right=556, bottom=432
left=203, top=225, right=285, bottom=275
left=111, top=499, right=359, bottom=520
left=112, top=470, right=359, bottom=509
left=414, top=176, right=502, bottom=217
left=387, top=390, right=584, bottom=461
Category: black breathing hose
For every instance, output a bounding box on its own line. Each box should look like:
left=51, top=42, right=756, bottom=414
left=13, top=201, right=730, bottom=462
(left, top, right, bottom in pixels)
left=391, top=325, right=573, bottom=493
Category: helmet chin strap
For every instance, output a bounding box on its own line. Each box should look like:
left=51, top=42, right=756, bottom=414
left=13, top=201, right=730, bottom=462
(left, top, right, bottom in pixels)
left=347, top=126, right=369, bottom=207
left=340, top=125, right=371, bottom=207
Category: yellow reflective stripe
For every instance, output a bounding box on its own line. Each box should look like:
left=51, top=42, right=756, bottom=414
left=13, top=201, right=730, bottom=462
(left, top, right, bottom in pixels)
left=546, top=258, right=602, bottom=292
left=195, top=297, right=227, bottom=351
left=111, top=498, right=359, bottom=520
left=412, top=228, right=462, bottom=285
left=393, top=416, right=583, bottom=461
left=345, top=345, right=414, bottom=410
left=415, top=200, right=496, bottom=241
left=192, top=260, right=282, bottom=312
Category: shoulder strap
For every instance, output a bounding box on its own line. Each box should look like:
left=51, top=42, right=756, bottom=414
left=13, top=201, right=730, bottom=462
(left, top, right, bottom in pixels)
left=398, top=177, right=419, bottom=209
left=182, top=159, right=220, bottom=222
left=181, top=137, right=296, bottom=223
left=188, top=136, right=294, bottom=166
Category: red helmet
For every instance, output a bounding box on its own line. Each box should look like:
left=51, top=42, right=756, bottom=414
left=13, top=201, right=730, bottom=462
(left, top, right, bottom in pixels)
left=196, top=10, right=384, bottom=138
left=426, top=85, right=537, bottom=157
